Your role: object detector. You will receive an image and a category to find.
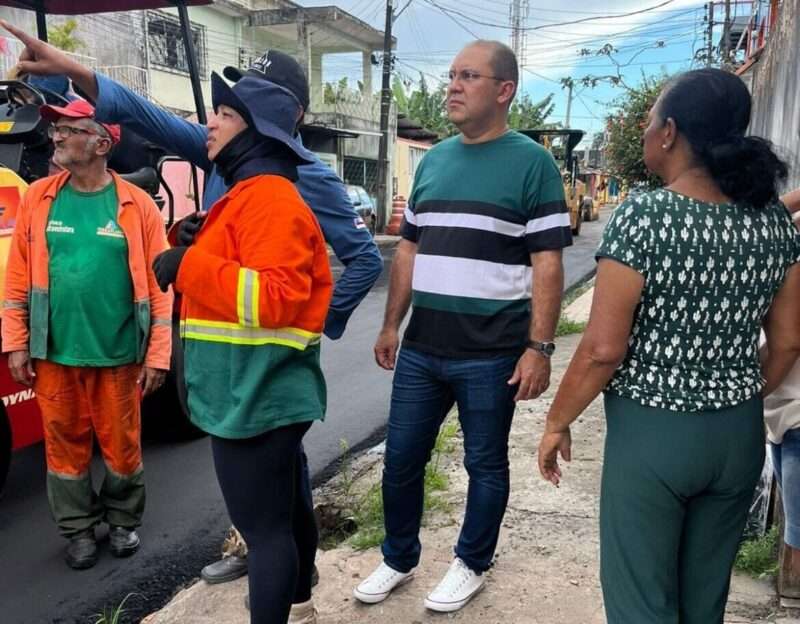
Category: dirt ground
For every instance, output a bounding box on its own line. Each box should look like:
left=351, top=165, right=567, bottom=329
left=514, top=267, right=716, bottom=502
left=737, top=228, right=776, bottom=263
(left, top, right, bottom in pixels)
left=143, top=331, right=797, bottom=624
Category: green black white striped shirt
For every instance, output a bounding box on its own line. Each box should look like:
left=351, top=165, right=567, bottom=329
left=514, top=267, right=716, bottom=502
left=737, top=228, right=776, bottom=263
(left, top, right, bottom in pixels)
left=401, top=131, right=572, bottom=358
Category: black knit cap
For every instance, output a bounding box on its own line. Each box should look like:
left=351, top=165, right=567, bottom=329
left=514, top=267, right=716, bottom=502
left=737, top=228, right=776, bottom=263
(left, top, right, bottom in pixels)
left=223, top=50, right=310, bottom=111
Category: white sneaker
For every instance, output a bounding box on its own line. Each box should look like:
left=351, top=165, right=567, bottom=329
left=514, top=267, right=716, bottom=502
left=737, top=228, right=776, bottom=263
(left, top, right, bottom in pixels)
left=288, top=598, right=317, bottom=624
left=424, top=558, right=485, bottom=613
left=353, top=561, right=415, bottom=604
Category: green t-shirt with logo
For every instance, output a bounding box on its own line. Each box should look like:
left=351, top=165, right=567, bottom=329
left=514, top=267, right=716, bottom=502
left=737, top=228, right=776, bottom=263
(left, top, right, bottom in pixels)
left=46, top=182, right=137, bottom=366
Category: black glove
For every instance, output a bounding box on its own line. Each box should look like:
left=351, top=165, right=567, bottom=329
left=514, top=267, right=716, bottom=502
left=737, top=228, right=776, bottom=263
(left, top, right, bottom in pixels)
left=177, top=211, right=206, bottom=246
left=152, top=247, right=188, bottom=293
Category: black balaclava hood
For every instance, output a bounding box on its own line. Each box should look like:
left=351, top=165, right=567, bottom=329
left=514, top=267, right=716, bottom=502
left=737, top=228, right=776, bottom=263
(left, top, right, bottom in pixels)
left=212, top=126, right=302, bottom=187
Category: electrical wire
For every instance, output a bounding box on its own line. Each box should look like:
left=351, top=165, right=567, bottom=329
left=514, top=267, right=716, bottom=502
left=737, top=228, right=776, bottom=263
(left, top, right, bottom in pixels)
left=420, top=0, right=679, bottom=32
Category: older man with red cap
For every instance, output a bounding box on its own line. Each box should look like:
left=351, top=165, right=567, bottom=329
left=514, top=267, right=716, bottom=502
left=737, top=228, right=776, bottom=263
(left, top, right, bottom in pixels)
left=1, top=100, right=172, bottom=569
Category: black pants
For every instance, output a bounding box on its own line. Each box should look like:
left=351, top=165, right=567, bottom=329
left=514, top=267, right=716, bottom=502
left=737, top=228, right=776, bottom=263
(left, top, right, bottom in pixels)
left=212, top=422, right=316, bottom=624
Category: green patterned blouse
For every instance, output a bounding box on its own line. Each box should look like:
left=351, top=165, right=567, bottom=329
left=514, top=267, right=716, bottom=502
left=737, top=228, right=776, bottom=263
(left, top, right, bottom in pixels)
left=597, top=189, right=800, bottom=411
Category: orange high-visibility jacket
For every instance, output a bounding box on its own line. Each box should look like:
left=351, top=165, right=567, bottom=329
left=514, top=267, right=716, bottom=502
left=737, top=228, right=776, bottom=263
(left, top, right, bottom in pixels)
left=176, top=174, right=333, bottom=438
left=2, top=170, right=173, bottom=369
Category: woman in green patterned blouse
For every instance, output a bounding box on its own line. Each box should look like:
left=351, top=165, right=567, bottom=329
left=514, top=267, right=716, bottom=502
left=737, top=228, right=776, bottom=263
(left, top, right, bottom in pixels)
left=537, top=68, right=800, bottom=623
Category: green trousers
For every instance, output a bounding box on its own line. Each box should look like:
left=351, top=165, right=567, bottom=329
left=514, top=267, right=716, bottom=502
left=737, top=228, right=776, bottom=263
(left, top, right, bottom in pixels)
left=47, top=468, right=145, bottom=537
left=600, top=393, right=765, bottom=624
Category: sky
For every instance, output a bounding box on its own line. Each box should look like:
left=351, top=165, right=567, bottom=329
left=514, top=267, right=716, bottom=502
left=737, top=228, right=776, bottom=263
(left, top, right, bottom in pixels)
left=297, top=0, right=747, bottom=142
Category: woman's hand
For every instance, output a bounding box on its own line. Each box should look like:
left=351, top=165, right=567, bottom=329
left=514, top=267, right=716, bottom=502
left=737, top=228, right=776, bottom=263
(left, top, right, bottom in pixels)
left=538, top=427, right=572, bottom=487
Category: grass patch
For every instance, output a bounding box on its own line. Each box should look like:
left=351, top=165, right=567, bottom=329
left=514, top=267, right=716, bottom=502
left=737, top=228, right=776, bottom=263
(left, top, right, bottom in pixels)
left=555, top=317, right=587, bottom=337
left=734, top=526, right=780, bottom=578
left=554, top=277, right=593, bottom=337
left=92, top=594, right=138, bottom=624
left=342, top=417, right=460, bottom=551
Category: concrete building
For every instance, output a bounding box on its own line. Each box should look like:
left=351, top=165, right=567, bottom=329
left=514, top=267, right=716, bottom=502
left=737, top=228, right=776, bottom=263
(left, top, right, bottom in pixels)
left=0, top=1, right=397, bottom=217
left=735, top=0, right=799, bottom=190
left=393, top=114, right=436, bottom=200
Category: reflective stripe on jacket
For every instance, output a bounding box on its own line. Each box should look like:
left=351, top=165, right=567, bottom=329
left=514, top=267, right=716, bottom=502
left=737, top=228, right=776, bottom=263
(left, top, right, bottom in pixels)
left=1, top=170, right=173, bottom=369
left=175, top=174, right=332, bottom=438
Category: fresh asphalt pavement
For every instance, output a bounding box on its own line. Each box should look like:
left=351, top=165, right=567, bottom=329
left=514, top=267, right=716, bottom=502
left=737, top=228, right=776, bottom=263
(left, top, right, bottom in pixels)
left=0, top=207, right=611, bottom=624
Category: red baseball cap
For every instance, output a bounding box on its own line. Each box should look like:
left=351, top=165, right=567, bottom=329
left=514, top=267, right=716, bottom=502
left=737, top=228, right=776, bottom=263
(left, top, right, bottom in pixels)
left=39, top=99, right=121, bottom=145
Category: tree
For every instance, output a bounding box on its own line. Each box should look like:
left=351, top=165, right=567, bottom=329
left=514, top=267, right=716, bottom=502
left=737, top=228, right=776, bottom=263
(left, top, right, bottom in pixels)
left=48, top=19, right=85, bottom=53
left=508, top=93, right=556, bottom=130
left=604, top=74, right=669, bottom=189
left=392, top=76, right=409, bottom=114
left=393, top=74, right=455, bottom=138
left=394, top=74, right=556, bottom=139
left=323, top=77, right=351, bottom=104
left=570, top=42, right=666, bottom=92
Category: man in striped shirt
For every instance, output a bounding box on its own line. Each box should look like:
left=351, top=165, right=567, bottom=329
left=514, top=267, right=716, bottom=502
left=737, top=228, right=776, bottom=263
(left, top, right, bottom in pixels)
left=353, top=40, right=572, bottom=613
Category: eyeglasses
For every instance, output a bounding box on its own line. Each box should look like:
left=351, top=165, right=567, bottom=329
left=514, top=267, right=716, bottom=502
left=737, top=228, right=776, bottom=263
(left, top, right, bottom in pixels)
left=48, top=125, right=109, bottom=140
left=446, top=70, right=506, bottom=84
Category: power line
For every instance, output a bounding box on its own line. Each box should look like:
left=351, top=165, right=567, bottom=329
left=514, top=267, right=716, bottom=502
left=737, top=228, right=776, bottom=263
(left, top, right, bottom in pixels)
left=523, top=67, right=560, bottom=84
left=421, top=0, right=481, bottom=37
left=420, top=0, right=678, bottom=32
left=429, top=0, right=697, bottom=28
left=414, top=2, right=700, bottom=52
left=395, top=58, right=447, bottom=84
left=475, top=0, right=702, bottom=15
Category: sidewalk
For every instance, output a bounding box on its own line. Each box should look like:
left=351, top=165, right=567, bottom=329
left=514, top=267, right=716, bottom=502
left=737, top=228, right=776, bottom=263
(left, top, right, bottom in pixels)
left=327, top=234, right=400, bottom=259
left=142, top=288, right=797, bottom=624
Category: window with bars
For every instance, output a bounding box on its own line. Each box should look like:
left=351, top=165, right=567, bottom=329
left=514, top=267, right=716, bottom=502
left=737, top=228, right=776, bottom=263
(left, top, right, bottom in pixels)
left=147, top=11, right=207, bottom=77
left=343, top=157, right=379, bottom=199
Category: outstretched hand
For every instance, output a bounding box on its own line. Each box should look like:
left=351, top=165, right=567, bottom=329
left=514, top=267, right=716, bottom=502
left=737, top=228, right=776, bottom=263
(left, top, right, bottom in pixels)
left=0, top=20, right=73, bottom=78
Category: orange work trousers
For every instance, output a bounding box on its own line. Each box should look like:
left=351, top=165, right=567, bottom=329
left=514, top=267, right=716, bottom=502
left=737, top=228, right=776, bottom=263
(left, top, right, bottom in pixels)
left=34, top=360, right=145, bottom=536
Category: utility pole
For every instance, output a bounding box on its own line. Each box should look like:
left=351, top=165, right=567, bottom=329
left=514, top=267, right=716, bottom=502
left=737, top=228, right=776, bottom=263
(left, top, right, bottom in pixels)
left=509, top=0, right=529, bottom=78
left=564, top=79, right=574, bottom=128
left=706, top=2, right=714, bottom=66
left=723, top=0, right=732, bottom=65
left=375, top=0, right=394, bottom=233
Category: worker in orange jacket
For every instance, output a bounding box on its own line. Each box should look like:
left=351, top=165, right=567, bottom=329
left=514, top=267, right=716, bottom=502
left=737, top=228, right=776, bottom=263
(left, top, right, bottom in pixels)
left=152, top=64, right=331, bottom=624
left=2, top=100, right=172, bottom=570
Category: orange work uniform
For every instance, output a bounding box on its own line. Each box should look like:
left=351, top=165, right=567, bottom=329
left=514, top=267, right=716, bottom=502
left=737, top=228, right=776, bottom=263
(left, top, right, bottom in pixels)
left=176, top=174, right=332, bottom=439
left=2, top=170, right=172, bottom=535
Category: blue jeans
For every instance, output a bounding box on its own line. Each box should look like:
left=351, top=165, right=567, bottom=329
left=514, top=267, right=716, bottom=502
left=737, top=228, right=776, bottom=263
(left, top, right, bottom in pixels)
left=381, top=347, right=518, bottom=573
left=771, top=427, right=800, bottom=549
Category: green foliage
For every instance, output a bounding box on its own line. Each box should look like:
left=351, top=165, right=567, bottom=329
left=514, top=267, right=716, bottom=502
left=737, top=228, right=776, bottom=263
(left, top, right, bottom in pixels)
left=391, top=76, right=408, bottom=113
left=604, top=75, right=669, bottom=190
left=48, top=19, right=85, bottom=53
left=348, top=481, right=385, bottom=550
left=508, top=93, right=557, bottom=131
left=403, top=75, right=454, bottom=138
left=345, top=418, right=459, bottom=550
left=92, top=593, right=137, bottom=624
left=323, top=77, right=351, bottom=104
left=555, top=317, right=587, bottom=337
left=734, top=526, right=780, bottom=578
left=555, top=281, right=593, bottom=337
left=392, top=74, right=555, bottom=139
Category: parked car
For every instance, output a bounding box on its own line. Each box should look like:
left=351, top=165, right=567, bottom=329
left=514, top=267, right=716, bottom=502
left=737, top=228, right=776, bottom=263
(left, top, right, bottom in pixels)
left=346, top=185, right=376, bottom=234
